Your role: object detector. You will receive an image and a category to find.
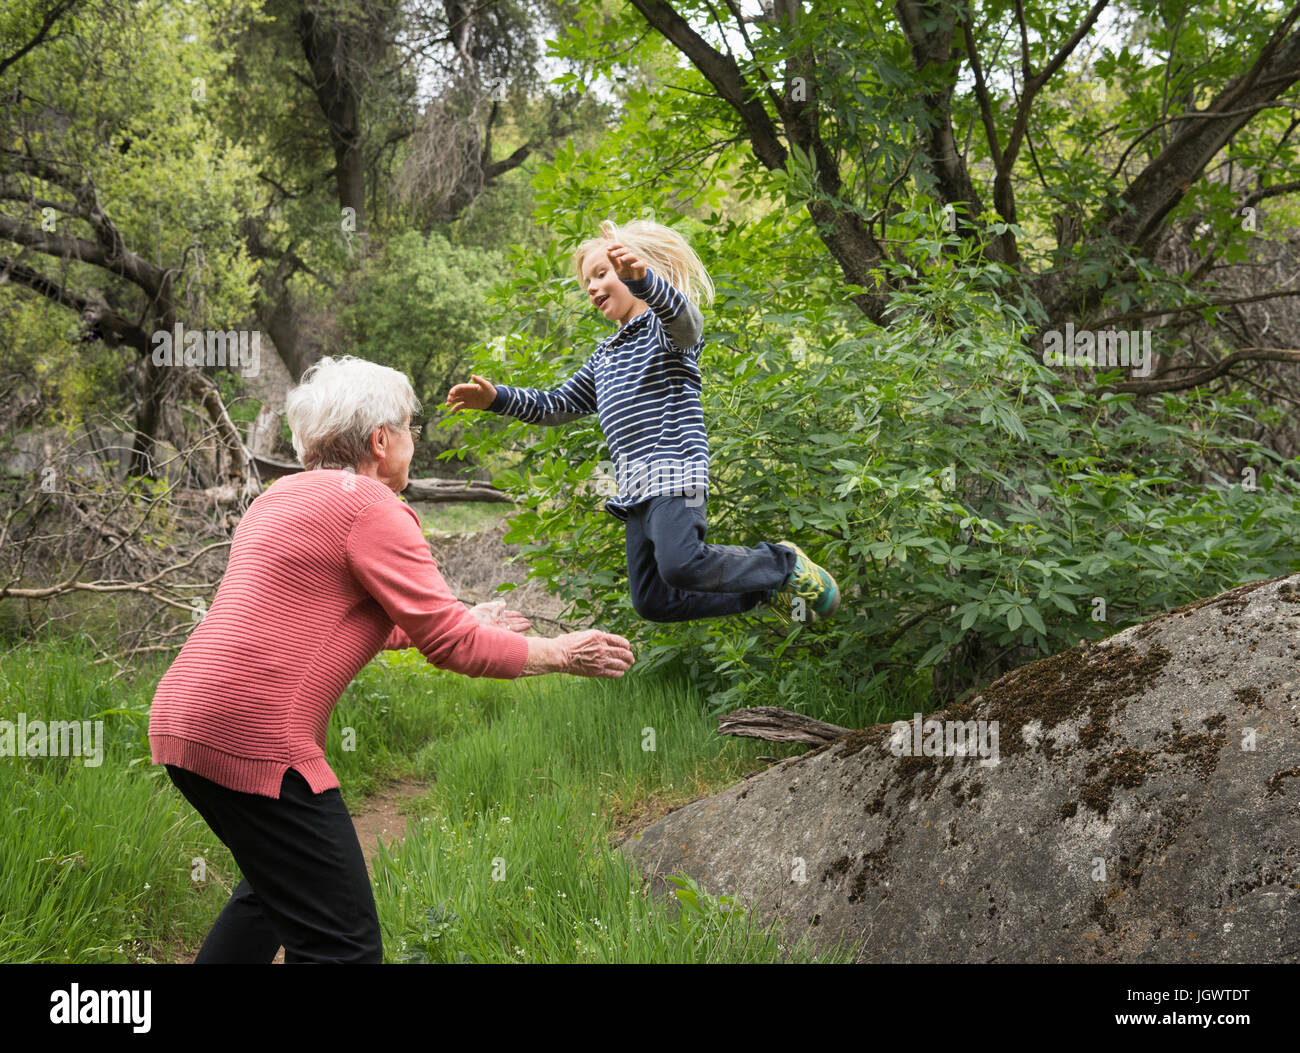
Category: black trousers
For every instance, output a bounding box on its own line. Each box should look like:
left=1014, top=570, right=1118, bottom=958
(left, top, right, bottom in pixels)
left=623, top=494, right=795, bottom=622
left=166, top=764, right=382, bottom=964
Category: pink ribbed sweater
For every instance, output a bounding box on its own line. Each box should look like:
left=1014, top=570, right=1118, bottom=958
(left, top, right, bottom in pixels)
left=148, top=470, right=529, bottom=798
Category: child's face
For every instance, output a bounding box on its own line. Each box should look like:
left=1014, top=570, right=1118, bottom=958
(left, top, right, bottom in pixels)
left=582, top=246, right=644, bottom=326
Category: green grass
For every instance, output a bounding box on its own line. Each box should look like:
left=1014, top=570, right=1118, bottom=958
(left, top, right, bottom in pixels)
left=409, top=500, right=509, bottom=535
left=0, top=642, right=235, bottom=962
left=1, top=639, right=863, bottom=963
left=361, top=654, right=857, bottom=962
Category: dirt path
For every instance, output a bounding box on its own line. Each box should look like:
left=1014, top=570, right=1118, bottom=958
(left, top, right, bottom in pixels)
left=348, top=779, right=430, bottom=877
left=171, top=778, right=429, bottom=964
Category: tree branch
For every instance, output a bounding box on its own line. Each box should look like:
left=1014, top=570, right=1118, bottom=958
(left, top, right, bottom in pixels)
left=0, top=0, right=81, bottom=79
left=1101, top=347, right=1300, bottom=395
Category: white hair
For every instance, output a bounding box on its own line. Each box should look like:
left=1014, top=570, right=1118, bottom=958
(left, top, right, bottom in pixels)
left=285, top=355, right=421, bottom=471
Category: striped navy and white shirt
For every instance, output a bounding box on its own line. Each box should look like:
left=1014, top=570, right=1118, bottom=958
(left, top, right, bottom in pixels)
left=487, top=267, right=709, bottom=520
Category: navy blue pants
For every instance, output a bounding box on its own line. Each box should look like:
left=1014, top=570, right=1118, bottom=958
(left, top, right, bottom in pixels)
left=166, top=764, right=382, bottom=964
left=624, top=495, right=795, bottom=622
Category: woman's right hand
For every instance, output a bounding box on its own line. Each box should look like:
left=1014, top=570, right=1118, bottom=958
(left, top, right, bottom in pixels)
left=445, top=375, right=498, bottom=413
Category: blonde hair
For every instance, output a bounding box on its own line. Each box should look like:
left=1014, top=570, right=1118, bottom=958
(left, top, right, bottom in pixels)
left=573, top=219, right=714, bottom=306
left=285, top=354, right=421, bottom=471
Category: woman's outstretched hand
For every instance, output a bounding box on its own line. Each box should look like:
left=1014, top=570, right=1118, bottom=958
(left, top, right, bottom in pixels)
left=445, top=375, right=497, bottom=413
left=555, top=629, right=635, bottom=678
left=469, top=600, right=530, bottom=633
left=521, top=629, right=634, bottom=678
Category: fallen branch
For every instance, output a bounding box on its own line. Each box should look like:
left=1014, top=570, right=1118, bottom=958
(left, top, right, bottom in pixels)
left=717, top=706, right=853, bottom=745
left=401, top=478, right=514, bottom=503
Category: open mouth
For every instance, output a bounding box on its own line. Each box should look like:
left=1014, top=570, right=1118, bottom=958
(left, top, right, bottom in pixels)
left=594, top=294, right=610, bottom=310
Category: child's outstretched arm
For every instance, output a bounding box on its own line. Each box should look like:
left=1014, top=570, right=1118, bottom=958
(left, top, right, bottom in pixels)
left=607, top=244, right=703, bottom=353
left=445, top=362, right=597, bottom=426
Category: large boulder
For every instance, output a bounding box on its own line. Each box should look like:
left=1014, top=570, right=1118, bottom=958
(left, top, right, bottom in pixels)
left=619, top=573, right=1300, bottom=962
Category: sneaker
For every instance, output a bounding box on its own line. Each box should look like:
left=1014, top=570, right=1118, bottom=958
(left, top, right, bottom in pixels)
left=768, top=541, right=840, bottom=624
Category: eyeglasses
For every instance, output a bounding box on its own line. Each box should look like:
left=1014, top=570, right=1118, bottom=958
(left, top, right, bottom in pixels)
left=394, top=420, right=423, bottom=439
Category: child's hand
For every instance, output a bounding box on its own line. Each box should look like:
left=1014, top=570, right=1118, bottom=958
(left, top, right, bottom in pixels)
left=606, top=243, right=646, bottom=281
left=445, top=374, right=497, bottom=413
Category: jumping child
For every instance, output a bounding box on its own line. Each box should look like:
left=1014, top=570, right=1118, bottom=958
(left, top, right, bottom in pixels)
left=445, top=219, right=839, bottom=625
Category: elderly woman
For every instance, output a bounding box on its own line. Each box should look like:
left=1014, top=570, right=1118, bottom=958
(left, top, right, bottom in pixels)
left=148, top=355, right=633, bottom=964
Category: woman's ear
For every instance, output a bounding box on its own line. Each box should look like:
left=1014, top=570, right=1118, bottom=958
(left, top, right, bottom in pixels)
left=368, top=424, right=388, bottom=461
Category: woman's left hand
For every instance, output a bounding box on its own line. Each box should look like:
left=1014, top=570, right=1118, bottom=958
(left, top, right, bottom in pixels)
left=469, top=600, right=530, bottom=633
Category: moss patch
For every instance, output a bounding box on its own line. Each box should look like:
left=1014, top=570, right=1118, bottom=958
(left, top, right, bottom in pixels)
left=1234, top=686, right=1265, bottom=712
left=939, top=640, right=1174, bottom=760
